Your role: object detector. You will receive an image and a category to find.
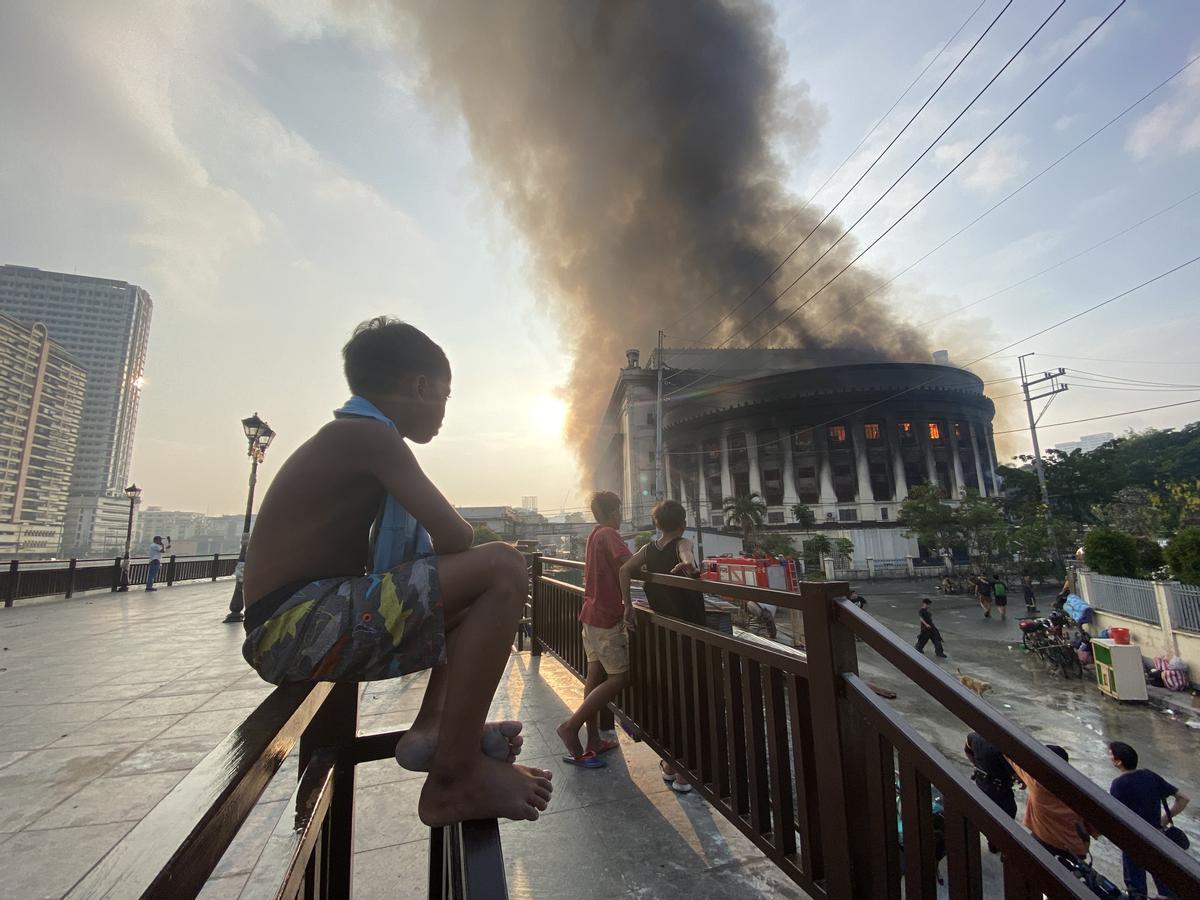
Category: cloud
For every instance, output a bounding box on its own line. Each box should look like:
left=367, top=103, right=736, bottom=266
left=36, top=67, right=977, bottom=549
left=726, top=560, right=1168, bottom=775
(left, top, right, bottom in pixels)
left=934, top=134, right=1028, bottom=194
left=1125, top=58, right=1200, bottom=160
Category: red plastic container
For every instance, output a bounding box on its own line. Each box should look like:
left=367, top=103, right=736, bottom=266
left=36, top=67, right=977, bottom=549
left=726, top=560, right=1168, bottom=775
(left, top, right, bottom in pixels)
left=1109, top=627, right=1131, bottom=645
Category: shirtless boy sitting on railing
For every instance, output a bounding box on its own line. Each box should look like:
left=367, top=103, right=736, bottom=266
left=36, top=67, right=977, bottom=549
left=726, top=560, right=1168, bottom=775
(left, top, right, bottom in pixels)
left=241, top=317, right=552, bottom=826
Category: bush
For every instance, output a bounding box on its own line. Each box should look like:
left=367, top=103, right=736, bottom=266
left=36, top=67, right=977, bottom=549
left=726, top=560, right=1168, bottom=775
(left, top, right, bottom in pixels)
left=1133, top=538, right=1164, bottom=575
left=1083, top=527, right=1139, bottom=578
left=1166, top=527, right=1200, bottom=584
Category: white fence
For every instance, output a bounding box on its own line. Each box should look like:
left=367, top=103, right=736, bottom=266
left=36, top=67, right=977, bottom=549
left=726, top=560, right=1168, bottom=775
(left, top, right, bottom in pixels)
left=1171, top=582, right=1200, bottom=634
left=1080, top=572, right=1160, bottom=624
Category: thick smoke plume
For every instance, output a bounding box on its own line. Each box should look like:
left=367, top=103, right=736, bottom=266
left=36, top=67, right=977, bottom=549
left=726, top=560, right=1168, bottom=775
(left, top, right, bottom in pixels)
left=387, top=0, right=929, bottom=476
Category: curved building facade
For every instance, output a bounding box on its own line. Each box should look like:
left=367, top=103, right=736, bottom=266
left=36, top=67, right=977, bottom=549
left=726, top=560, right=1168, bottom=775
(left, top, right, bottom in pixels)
left=595, top=348, right=998, bottom=563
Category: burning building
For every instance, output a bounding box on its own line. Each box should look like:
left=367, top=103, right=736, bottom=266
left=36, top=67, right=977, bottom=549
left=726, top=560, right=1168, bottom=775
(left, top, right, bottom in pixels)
left=595, top=347, right=998, bottom=564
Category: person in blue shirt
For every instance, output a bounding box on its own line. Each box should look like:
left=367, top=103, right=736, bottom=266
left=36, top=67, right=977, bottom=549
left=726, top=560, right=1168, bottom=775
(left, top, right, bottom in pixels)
left=1108, top=741, right=1190, bottom=898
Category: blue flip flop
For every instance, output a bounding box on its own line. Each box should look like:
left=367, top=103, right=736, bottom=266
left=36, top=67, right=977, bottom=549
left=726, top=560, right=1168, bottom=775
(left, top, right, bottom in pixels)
left=562, top=751, right=606, bottom=769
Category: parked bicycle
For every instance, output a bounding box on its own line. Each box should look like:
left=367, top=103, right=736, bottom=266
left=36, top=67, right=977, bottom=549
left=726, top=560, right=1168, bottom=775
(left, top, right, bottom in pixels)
left=1018, top=610, right=1084, bottom=678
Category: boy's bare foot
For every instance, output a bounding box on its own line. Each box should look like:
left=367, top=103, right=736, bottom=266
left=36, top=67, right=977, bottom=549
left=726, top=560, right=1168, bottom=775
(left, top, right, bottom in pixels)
left=418, top=757, right=553, bottom=826
left=556, top=721, right=585, bottom=758
left=395, top=720, right=524, bottom=772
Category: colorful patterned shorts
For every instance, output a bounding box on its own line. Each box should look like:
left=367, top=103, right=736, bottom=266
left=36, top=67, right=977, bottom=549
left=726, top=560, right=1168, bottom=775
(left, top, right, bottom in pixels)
left=242, top=558, right=445, bottom=684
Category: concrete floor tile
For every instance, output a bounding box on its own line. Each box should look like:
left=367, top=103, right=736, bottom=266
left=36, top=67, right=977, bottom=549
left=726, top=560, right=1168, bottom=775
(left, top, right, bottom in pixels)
left=107, top=734, right=225, bottom=776
left=211, top=799, right=288, bottom=878
left=49, top=712, right=182, bottom=747
left=356, top=757, right=424, bottom=787
left=28, top=769, right=187, bottom=829
left=73, top=681, right=168, bottom=701
left=108, top=692, right=216, bottom=719
left=0, top=749, right=31, bottom=770
left=0, top=720, right=80, bottom=751
left=0, top=821, right=133, bottom=900
left=195, top=686, right=274, bottom=711
left=354, top=778, right=428, bottom=852
left=9, top=699, right=133, bottom=725
left=352, top=840, right=429, bottom=900
left=198, top=873, right=249, bottom=900
left=155, top=707, right=258, bottom=740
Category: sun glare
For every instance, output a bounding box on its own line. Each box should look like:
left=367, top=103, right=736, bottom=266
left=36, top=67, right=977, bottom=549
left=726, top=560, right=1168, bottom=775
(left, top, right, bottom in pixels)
left=532, top=395, right=567, bottom=438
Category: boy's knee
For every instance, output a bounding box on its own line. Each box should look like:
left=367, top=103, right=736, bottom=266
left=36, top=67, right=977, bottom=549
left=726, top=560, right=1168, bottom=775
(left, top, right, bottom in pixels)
left=486, top=542, right=529, bottom=595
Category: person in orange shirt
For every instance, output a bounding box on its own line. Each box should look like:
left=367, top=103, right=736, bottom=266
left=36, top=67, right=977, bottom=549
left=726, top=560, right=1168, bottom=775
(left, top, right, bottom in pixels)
left=1006, top=745, right=1099, bottom=860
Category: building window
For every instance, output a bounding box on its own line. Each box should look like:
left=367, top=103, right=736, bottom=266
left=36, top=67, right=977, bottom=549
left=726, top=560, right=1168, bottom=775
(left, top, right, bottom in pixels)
left=646, top=413, right=655, bottom=426
left=900, top=422, right=916, bottom=445
left=880, top=507, right=889, bottom=521
left=864, top=423, right=881, bottom=441
left=767, top=511, right=785, bottom=524
left=829, top=425, right=847, bottom=443
left=928, top=422, right=941, bottom=442
left=838, top=508, right=858, bottom=522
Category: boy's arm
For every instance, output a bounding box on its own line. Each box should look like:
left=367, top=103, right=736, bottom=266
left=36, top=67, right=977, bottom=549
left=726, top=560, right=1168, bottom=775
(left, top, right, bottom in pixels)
left=671, top=537, right=700, bottom=575
left=619, top=546, right=648, bottom=625
left=360, top=423, right=473, bottom=554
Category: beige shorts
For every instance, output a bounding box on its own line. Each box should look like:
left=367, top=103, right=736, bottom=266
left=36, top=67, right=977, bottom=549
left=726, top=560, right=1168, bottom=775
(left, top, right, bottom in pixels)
left=581, top=622, right=629, bottom=674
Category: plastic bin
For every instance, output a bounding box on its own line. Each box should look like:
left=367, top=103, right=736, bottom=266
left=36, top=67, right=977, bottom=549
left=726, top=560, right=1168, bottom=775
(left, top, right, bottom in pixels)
left=1109, top=627, right=1131, bottom=645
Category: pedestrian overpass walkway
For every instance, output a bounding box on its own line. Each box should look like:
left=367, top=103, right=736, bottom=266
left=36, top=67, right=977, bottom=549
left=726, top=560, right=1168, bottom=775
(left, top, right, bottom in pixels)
left=0, top=581, right=803, bottom=899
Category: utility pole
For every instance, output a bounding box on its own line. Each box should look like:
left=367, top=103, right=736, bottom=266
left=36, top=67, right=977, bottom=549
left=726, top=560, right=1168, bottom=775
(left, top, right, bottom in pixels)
left=654, top=329, right=665, bottom=501
left=1018, top=353, right=1068, bottom=564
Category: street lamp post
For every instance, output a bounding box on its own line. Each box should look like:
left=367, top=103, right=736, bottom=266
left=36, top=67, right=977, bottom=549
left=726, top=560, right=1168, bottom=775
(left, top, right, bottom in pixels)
left=224, top=413, right=275, bottom=623
left=117, top=483, right=142, bottom=592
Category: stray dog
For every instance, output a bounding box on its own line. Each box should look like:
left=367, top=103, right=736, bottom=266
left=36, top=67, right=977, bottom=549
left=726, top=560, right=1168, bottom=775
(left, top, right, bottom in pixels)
left=956, top=668, right=992, bottom=697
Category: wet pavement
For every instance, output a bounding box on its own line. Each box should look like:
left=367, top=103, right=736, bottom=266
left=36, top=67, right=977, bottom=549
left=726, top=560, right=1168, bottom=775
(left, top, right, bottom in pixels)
left=844, top=578, right=1200, bottom=890
left=0, top=581, right=808, bottom=900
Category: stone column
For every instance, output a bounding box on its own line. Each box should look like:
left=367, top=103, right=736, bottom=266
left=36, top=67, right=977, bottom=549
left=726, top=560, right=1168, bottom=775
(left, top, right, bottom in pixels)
left=818, top=437, right=837, bottom=506
left=675, top=453, right=686, bottom=506
left=949, top=427, right=966, bottom=498
left=852, top=420, right=874, bottom=503
left=969, top=422, right=988, bottom=497
left=922, top=424, right=939, bottom=487
left=696, top=444, right=709, bottom=524
left=889, top=420, right=909, bottom=501
left=719, top=432, right=733, bottom=501
left=781, top=431, right=800, bottom=507
left=664, top=450, right=674, bottom=500
left=982, top=424, right=999, bottom=493
left=747, top=428, right=763, bottom=498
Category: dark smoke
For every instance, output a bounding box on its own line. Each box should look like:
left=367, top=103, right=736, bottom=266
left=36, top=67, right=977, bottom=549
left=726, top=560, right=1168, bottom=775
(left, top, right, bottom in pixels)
left=384, top=0, right=929, bottom=476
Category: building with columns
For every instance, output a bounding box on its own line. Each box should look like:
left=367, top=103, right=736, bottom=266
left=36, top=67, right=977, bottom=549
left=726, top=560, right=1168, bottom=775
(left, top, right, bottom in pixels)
left=593, top=347, right=998, bottom=565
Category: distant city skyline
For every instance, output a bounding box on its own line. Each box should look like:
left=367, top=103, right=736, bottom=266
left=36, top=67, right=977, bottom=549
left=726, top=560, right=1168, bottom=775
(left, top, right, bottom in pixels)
left=1053, top=432, right=1117, bottom=455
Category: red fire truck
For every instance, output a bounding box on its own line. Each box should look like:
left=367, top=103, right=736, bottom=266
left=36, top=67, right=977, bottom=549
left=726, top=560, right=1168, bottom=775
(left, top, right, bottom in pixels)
left=700, top=554, right=800, bottom=593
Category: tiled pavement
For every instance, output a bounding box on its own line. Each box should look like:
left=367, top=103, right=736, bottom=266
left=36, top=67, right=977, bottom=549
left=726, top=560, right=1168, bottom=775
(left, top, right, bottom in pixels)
left=1, top=582, right=809, bottom=899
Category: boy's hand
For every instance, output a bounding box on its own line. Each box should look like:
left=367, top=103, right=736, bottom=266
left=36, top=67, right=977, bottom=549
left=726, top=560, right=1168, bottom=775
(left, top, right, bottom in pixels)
left=670, top=561, right=700, bottom=577
left=624, top=607, right=637, bottom=632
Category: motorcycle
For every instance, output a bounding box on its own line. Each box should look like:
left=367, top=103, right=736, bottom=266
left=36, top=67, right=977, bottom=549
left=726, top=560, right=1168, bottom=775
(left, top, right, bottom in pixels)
left=1018, top=611, right=1083, bottom=678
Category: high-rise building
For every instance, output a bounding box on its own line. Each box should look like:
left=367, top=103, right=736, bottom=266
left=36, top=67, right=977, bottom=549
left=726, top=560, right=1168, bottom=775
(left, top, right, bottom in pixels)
left=1054, top=432, right=1115, bottom=455
left=0, top=265, right=152, bottom=499
left=62, top=494, right=137, bottom=559
left=0, top=313, right=87, bottom=557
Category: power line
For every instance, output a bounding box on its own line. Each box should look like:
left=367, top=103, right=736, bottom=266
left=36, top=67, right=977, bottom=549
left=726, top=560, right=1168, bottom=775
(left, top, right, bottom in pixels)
left=1031, top=353, right=1200, bottom=366
left=663, top=250, right=1199, bottom=457
left=663, top=2, right=989, bottom=338
left=807, top=51, right=1200, bottom=339
left=694, top=0, right=1011, bottom=344
left=717, top=0, right=1073, bottom=348
left=749, top=0, right=1128, bottom=349
left=992, top=398, right=1200, bottom=435
left=1065, top=368, right=1200, bottom=389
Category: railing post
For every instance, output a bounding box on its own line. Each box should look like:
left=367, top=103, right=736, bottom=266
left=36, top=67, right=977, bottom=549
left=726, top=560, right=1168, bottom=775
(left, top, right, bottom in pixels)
left=4, top=560, right=17, bottom=608
left=111, top=557, right=122, bottom=592
left=65, top=558, right=77, bottom=599
left=210, top=553, right=220, bottom=581
left=801, top=579, right=870, bottom=897
left=167, top=554, right=177, bottom=587
left=300, top=681, right=358, bottom=898
left=529, top=553, right=542, bottom=657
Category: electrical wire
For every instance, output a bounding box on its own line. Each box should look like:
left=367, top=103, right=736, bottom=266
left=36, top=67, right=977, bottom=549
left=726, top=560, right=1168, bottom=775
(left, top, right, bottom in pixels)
left=805, top=51, right=1200, bottom=339
left=992, top=398, right=1200, bottom=435
left=694, top=0, right=1011, bottom=344
left=747, top=0, right=1128, bottom=349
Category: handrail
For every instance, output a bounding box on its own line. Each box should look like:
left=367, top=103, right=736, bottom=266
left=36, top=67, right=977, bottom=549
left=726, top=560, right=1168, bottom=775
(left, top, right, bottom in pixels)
left=836, top=599, right=1200, bottom=893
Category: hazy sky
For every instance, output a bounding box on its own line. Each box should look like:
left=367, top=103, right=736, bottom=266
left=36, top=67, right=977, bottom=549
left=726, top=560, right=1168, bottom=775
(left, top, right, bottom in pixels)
left=2, top=1, right=1198, bottom=516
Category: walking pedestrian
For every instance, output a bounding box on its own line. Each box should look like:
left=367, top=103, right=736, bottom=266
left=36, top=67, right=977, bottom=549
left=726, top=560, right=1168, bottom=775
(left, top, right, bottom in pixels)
left=992, top=574, right=1008, bottom=621
left=1108, top=741, right=1190, bottom=898
left=974, top=574, right=993, bottom=618
left=146, top=535, right=170, bottom=591
left=965, top=732, right=1016, bottom=853
left=915, top=598, right=947, bottom=658
left=1022, top=575, right=1038, bottom=614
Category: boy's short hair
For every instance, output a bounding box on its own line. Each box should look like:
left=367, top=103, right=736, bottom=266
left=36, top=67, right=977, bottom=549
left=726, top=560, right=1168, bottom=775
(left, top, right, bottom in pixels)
left=652, top=499, right=686, bottom=532
left=1047, top=744, right=1069, bottom=763
left=590, top=491, right=621, bottom=523
left=1108, top=740, right=1137, bottom=769
left=343, top=317, right=449, bottom=395
left=921, top=597, right=932, bottom=605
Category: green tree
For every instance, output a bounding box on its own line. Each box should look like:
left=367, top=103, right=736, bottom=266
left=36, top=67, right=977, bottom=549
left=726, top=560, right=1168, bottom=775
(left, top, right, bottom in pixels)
left=1165, top=527, right=1200, bottom=584
left=791, top=503, right=816, bottom=528
left=633, top=530, right=654, bottom=550
left=723, top=493, right=767, bottom=550
left=803, top=534, right=832, bottom=569
left=755, top=532, right=796, bottom=557
left=1096, top=487, right=1163, bottom=540
left=956, top=491, right=1008, bottom=564
left=898, top=484, right=960, bottom=552
left=831, top=537, right=855, bottom=566
left=472, top=525, right=502, bottom=546
left=1083, top=527, right=1139, bottom=578
left=1010, top=505, right=1074, bottom=579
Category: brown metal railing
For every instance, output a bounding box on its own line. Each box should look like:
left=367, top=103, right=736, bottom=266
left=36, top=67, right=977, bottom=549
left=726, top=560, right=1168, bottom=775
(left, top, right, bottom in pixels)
left=66, top=681, right=507, bottom=899
left=529, top=554, right=1200, bottom=899
left=2, top=554, right=237, bottom=607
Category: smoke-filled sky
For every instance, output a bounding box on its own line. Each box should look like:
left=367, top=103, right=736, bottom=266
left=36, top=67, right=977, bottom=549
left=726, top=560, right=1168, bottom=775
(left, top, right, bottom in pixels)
left=2, top=0, right=1198, bottom=515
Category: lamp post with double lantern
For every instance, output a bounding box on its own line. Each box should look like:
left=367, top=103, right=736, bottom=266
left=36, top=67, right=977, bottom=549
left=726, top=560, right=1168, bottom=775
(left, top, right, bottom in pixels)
left=224, top=413, right=275, bottom=623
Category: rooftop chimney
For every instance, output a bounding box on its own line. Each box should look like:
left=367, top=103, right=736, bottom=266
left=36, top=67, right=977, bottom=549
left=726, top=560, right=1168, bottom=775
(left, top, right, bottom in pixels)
left=625, top=348, right=641, bottom=369
left=932, top=350, right=950, bottom=365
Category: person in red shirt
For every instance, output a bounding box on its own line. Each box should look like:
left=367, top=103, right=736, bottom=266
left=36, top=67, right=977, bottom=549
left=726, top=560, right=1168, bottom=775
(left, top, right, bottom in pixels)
left=556, top=491, right=632, bottom=767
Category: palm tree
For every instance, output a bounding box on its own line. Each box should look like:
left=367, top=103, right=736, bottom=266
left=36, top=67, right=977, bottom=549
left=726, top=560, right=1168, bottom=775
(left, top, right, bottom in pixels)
left=724, top=493, right=767, bottom=551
